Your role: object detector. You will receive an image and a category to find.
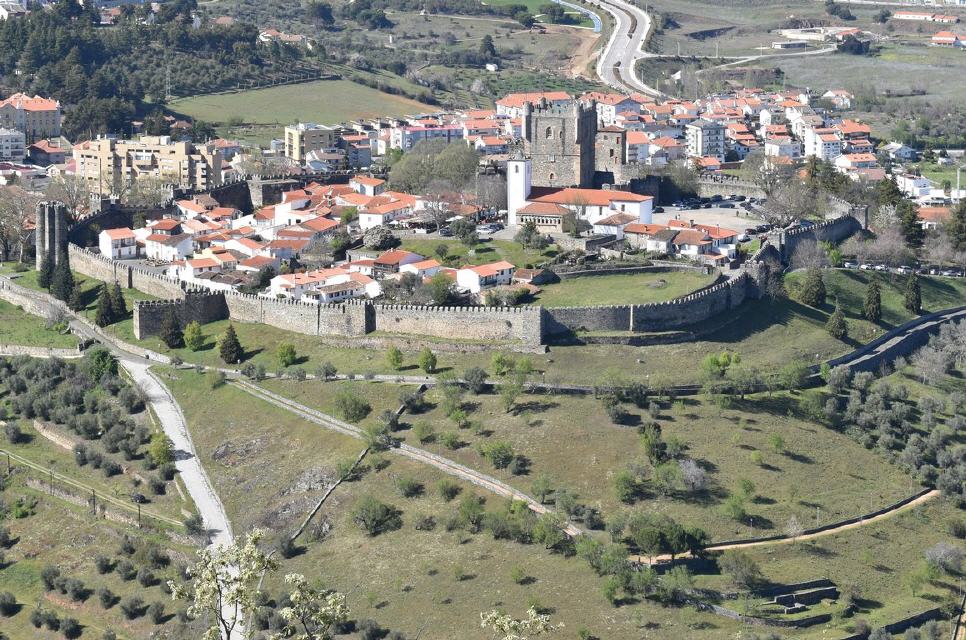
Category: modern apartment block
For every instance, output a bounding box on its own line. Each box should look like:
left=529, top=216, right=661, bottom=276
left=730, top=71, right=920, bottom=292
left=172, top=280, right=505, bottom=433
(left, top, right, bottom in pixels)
left=284, top=123, right=338, bottom=162
left=685, top=119, right=726, bottom=161
left=0, top=127, right=25, bottom=162
left=72, top=136, right=222, bottom=195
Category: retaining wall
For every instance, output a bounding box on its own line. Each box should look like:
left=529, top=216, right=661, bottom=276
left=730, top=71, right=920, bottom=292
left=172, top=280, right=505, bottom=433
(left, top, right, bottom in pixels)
left=838, top=608, right=942, bottom=640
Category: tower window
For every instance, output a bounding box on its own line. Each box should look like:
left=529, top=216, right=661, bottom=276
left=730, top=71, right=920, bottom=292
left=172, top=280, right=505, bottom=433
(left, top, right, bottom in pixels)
left=545, top=126, right=553, bottom=139
left=549, top=172, right=555, bottom=181
left=514, top=165, right=519, bottom=174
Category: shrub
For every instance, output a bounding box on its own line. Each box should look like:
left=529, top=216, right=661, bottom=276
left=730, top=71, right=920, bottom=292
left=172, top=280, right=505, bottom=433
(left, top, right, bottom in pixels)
left=396, top=476, right=423, bottom=498
left=440, top=431, right=462, bottom=450
left=137, top=568, right=156, bottom=587
left=277, top=343, right=297, bottom=367
left=334, top=387, right=371, bottom=422
left=351, top=496, right=402, bottom=536
left=97, top=587, right=116, bottom=609
left=61, top=617, right=81, bottom=639
left=94, top=555, right=113, bottom=574
left=464, top=367, right=488, bottom=393
left=479, top=440, right=515, bottom=469
left=64, top=578, right=87, bottom=602
left=40, top=565, right=61, bottom=591
left=115, top=560, right=136, bottom=581
left=120, top=596, right=145, bottom=619
left=412, top=421, right=435, bottom=443
left=3, top=422, right=25, bottom=445
left=0, top=591, right=17, bottom=616
left=438, top=479, right=461, bottom=501
left=30, top=607, right=44, bottom=628
left=148, top=601, right=165, bottom=624
left=184, top=513, right=204, bottom=535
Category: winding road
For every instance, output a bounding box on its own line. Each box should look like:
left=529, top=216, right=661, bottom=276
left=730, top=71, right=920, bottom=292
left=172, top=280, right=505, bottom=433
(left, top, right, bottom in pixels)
left=590, top=0, right=663, bottom=96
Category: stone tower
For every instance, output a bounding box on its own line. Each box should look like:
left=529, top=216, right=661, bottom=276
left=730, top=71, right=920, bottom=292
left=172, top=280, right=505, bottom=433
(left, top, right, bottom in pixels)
left=594, top=126, right=628, bottom=183
left=34, top=201, right=69, bottom=270
left=522, top=98, right=597, bottom=189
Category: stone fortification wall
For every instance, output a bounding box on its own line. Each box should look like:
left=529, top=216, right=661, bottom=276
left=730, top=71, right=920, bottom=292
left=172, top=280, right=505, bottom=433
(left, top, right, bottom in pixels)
left=67, top=245, right=185, bottom=299
left=780, top=215, right=863, bottom=268
left=223, top=294, right=369, bottom=337
left=544, top=273, right=752, bottom=336
left=133, top=293, right=229, bottom=340
left=373, top=303, right=543, bottom=348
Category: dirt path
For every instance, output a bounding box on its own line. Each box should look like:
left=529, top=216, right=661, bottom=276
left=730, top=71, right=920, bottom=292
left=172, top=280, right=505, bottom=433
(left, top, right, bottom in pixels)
left=542, top=24, right=602, bottom=78
left=631, top=489, right=940, bottom=564
left=230, top=378, right=583, bottom=537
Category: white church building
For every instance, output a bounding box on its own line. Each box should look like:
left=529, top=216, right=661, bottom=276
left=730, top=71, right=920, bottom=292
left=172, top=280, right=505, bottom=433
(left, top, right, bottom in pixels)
left=506, top=156, right=654, bottom=228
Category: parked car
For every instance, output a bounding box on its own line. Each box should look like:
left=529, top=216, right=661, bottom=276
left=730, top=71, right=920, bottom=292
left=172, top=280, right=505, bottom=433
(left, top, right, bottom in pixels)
left=873, top=264, right=888, bottom=272
left=859, top=263, right=873, bottom=270
left=896, top=265, right=912, bottom=274
left=843, top=261, right=857, bottom=269
left=734, top=195, right=746, bottom=201
left=737, top=233, right=751, bottom=242
left=439, top=227, right=452, bottom=237
left=710, top=195, right=723, bottom=202
left=941, top=269, right=961, bottom=277
left=653, top=206, right=665, bottom=213
left=718, top=203, right=735, bottom=209
left=744, top=228, right=757, bottom=235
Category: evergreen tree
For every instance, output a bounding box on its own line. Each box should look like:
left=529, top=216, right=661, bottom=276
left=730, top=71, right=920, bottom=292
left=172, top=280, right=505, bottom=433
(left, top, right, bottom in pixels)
left=897, top=200, right=924, bottom=247
left=184, top=321, right=205, bottom=351
left=94, top=285, right=113, bottom=327
left=67, top=285, right=85, bottom=312
left=904, top=272, right=922, bottom=314
left=949, top=200, right=966, bottom=251
left=109, top=283, right=126, bottom=319
left=219, top=324, right=243, bottom=364
left=798, top=267, right=826, bottom=308
left=159, top=308, right=183, bottom=349
left=37, top=255, right=54, bottom=289
left=863, top=279, right=882, bottom=323
left=826, top=303, right=847, bottom=339
left=50, top=253, right=74, bottom=302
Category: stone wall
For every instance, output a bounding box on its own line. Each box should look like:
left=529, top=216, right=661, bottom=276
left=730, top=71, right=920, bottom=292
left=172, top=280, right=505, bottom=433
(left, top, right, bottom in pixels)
left=223, top=294, right=370, bottom=337
left=696, top=176, right=766, bottom=200
left=372, top=303, right=543, bottom=349
left=67, top=244, right=185, bottom=299
left=780, top=215, right=863, bottom=268
left=133, top=292, right=229, bottom=339
left=129, top=267, right=185, bottom=300
left=544, top=273, right=753, bottom=336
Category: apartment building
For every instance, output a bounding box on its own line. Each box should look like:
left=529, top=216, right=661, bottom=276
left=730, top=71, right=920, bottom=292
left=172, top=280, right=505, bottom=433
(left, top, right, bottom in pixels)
left=0, top=93, right=61, bottom=142
left=284, top=123, right=339, bottom=162
left=685, top=119, right=726, bottom=161
left=73, top=136, right=222, bottom=195
left=0, top=127, right=25, bottom=162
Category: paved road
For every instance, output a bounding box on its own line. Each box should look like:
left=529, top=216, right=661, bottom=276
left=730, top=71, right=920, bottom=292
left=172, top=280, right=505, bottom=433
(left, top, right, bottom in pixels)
left=124, top=361, right=234, bottom=550
left=231, top=378, right=583, bottom=537
left=589, top=0, right=663, bottom=96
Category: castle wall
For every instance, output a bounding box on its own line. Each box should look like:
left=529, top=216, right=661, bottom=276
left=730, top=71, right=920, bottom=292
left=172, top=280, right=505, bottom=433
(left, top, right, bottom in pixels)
left=372, top=304, right=543, bottom=348
left=780, top=215, right=863, bottom=268
left=133, top=293, right=229, bottom=339
left=67, top=244, right=130, bottom=286
left=223, top=294, right=369, bottom=337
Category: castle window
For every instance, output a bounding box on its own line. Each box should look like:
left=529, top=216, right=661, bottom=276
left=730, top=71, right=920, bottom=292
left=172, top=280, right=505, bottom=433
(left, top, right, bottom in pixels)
left=545, top=126, right=553, bottom=139
left=514, top=165, right=519, bottom=174
left=549, top=172, right=555, bottom=181
left=609, top=149, right=615, bottom=158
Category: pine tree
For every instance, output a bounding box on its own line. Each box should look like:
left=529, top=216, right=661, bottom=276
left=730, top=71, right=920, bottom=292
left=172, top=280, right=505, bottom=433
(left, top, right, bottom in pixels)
left=109, top=283, right=126, bottom=319
left=863, top=279, right=882, bottom=323
left=826, top=303, right=847, bottom=339
left=94, top=285, right=113, bottom=327
left=219, top=324, right=243, bottom=364
left=37, top=254, right=54, bottom=289
left=159, top=308, right=183, bottom=349
left=798, top=267, right=826, bottom=308
left=904, top=273, right=922, bottom=314
left=50, top=253, right=74, bottom=302
left=949, top=200, right=966, bottom=251
left=184, top=321, right=205, bottom=351
left=67, top=285, right=85, bottom=312
left=386, top=345, right=403, bottom=370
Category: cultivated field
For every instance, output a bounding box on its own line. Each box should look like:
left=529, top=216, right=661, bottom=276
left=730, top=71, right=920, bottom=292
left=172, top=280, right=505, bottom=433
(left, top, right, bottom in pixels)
left=169, top=79, right=435, bottom=128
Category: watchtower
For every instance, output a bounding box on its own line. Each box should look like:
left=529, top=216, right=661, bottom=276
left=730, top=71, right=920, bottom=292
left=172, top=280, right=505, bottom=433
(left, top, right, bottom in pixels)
left=522, top=98, right=597, bottom=189
left=34, top=201, right=69, bottom=270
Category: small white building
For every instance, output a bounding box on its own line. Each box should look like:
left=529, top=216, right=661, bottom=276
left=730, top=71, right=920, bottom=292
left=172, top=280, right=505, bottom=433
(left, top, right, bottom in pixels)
left=349, top=175, right=386, bottom=197
left=895, top=173, right=932, bottom=198
left=144, top=233, right=193, bottom=262
left=456, top=261, right=515, bottom=294
left=98, top=227, right=137, bottom=260
left=0, top=128, right=25, bottom=162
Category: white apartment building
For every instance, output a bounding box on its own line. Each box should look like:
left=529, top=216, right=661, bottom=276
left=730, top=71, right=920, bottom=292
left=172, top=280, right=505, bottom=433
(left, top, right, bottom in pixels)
left=685, top=119, right=726, bottom=161
left=0, top=127, right=25, bottom=162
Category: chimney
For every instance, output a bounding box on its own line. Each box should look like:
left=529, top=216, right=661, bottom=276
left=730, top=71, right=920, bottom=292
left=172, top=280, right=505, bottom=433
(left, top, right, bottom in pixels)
left=689, top=219, right=694, bottom=228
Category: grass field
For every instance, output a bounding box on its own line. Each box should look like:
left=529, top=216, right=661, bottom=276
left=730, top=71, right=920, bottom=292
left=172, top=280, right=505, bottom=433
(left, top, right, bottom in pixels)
left=0, top=298, right=78, bottom=349
left=527, top=271, right=716, bottom=307
left=169, top=79, right=435, bottom=128
left=260, top=377, right=922, bottom=541
left=399, top=237, right=557, bottom=270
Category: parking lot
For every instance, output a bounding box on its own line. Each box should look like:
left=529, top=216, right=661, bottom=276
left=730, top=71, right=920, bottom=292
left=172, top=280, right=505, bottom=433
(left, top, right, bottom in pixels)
left=653, top=205, right=764, bottom=233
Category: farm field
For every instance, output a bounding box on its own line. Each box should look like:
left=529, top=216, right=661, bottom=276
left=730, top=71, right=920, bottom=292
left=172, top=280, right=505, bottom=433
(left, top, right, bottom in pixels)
left=0, top=480, right=201, bottom=640
left=527, top=270, right=716, bottom=307
left=169, top=79, right=435, bottom=128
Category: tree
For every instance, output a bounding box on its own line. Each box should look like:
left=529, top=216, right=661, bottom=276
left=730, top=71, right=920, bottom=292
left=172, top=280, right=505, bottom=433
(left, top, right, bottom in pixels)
left=864, top=279, right=882, bottom=322
left=904, top=273, right=922, bottom=314
left=479, top=607, right=560, bottom=640
left=159, top=308, right=183, bottom=349
left=797, top=267, right=826, bottom=308
left=218, top=325, right=244, bottom=364
left=109, top=283, right=126, bottom=319
left=719, top=550, right=762, bottom=590
left=785, top=515, right=804, bottom=541
left=94, top=286, right=114, bottom=327
left=45, top=175, right=91, bottom=219
left=169, top=529, right=278, bottom=640
left=0, top=186, right=41, bottom=262
left=464, top=367, right=488, bottom=394
left=50, top=253, right=75, bottom=302
left=531, top=474, right=553, bottom=504
left=277, top=343, right=297, bottom=368
left=948, top=200, right=966, bottom=251
left=272, top=573, right=348, bottom=640
left=38, top=255, right=54, bottom=289
left=83, top=347, right=118, bottom=381
left=826, top=303, right=848, bottom=339
left=426, top=272, right=452, bottom=305
left=415, top=347, right=438, bottom=374
left=148, top=432, right=173, bottom=466
left=351, top=496, right=401, bottom=536
left=184, top=321, right=205, bottom=351
left=386, top=345, right=403, bottom=370
left=479, top=34, right=498, bottom=60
